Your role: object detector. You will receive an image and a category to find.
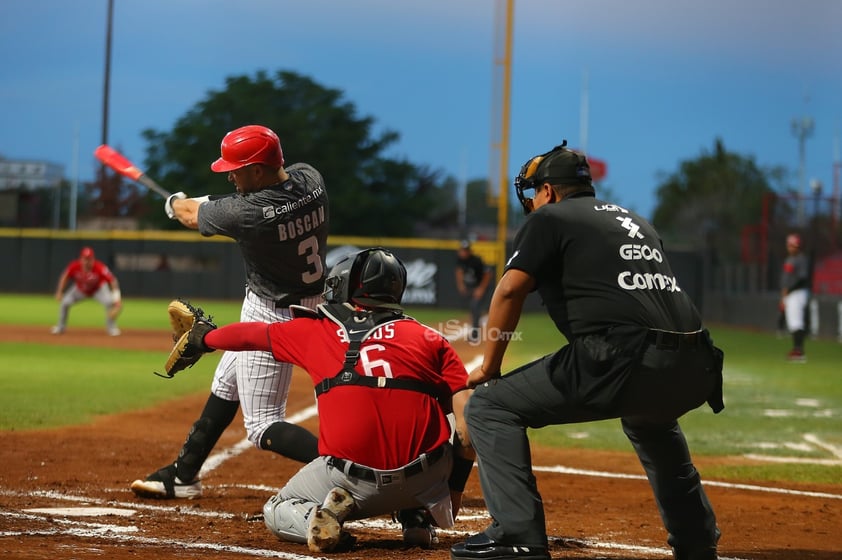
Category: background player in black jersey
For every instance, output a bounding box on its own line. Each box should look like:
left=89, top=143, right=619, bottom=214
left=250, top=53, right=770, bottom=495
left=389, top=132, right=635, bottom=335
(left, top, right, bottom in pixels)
left=455, top=240, right=492, bottom=342
left=131, top=125, right=328, bottom=499
left=451, top=141, right=725, bottom=560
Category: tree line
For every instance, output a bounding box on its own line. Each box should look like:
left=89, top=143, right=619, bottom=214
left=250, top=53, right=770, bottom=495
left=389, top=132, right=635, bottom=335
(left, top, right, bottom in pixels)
left=12, top=69, right=823, bottom=265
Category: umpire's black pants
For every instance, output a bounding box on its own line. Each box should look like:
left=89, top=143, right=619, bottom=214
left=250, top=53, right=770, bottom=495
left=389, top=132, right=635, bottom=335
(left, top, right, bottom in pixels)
left=466, top=327, right=722, bottom=551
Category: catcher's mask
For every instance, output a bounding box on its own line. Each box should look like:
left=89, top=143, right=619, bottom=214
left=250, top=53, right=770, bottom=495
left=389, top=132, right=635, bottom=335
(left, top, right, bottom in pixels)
left=514, top=139, right=592, bottom=215
left=323, top=247, right=407, bottom=310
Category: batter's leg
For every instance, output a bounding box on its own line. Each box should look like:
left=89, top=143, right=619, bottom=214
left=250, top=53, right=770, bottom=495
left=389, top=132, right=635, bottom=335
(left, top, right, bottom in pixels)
left=174, top=393, right=240, bottom=481
left=260, top=421, right=318, bottom=462
left=130, top=393, right=238, bottom=499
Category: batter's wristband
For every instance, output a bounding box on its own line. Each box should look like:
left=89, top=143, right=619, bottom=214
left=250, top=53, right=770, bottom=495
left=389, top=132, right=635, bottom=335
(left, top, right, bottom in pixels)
left=448, top=454, right=474, bottom=492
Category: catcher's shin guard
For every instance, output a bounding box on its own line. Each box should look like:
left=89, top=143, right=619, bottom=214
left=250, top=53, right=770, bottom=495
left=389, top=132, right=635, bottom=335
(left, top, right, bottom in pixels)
left=174, top=394, right=239, bottom=482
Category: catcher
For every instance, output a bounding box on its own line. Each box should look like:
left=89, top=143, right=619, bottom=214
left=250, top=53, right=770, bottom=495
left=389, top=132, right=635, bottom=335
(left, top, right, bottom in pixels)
left=159, top=248, right=475, bottom=553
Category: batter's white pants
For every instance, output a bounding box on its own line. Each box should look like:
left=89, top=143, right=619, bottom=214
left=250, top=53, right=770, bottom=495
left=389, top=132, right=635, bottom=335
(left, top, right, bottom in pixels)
left=210, top=289, right=321, bottom=447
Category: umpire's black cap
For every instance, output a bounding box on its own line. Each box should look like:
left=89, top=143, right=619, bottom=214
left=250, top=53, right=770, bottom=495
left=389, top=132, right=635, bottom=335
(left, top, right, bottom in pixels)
left=537, top=144, right=592, bottom=186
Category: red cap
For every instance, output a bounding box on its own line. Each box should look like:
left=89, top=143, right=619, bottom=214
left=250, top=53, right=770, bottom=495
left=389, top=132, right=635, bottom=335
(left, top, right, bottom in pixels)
left=210, top=125, right=284, bottom=172
left=80, top=247, right=95, bottom=259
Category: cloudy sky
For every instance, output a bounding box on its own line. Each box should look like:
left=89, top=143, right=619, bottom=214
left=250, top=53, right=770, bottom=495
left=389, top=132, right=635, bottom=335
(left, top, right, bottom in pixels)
left=1, top=0, right=840, bottom=221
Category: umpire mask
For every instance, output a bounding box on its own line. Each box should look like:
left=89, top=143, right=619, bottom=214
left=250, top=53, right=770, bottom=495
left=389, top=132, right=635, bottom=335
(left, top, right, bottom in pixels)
left=514, top=140, right=592, bottom=215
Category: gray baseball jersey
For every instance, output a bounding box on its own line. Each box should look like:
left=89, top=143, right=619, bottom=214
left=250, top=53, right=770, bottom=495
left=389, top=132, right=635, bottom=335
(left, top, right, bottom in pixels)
left=197, top=162, right=329, bottom=446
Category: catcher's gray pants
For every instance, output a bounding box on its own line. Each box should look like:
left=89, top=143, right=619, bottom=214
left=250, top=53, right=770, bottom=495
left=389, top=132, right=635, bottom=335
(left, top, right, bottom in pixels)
left=210, top=289, right=321, bottom=447
left=466, top=328, right=721, bottom=551
left=264, top=445, right=454, bottom=543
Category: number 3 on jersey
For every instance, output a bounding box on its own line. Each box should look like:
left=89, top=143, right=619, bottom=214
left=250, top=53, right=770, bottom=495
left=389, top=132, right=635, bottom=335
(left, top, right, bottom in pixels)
left=298, top=235, right=323, bottom=284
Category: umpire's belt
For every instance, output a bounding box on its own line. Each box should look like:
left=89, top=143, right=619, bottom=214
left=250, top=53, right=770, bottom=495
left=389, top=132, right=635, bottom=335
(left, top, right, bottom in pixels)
left=645, top=329, right=705, bottom=350
left=327, top=444, right=447, bottom=483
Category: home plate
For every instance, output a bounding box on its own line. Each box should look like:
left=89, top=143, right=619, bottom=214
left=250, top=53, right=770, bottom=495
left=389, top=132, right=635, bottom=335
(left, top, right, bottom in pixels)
left=23, top=507, right=136, bottom=517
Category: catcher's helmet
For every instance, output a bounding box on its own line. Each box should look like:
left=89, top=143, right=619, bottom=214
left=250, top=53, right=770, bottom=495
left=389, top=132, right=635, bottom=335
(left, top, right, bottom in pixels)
left=210, top=125, right=284, bottom=172
left=323, top=248, right=407, bottom=310
left=514, top=139, right=592, bottom=214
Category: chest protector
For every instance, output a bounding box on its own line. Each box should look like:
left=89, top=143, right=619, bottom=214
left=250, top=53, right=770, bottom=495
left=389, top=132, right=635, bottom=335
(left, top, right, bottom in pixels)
left=302, top=302, right=444, bottom=401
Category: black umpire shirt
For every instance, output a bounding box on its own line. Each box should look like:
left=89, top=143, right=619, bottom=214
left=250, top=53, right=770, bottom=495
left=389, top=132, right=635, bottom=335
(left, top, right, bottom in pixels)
left=505, top=192, right=701, bottom=340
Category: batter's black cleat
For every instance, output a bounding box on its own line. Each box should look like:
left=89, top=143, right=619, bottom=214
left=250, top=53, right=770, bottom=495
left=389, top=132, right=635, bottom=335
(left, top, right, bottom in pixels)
left=450, top=533, right=550, bottom=560
left=673, top=545, right=718, bottom=560
left=130, top=464, right=202, bottom=499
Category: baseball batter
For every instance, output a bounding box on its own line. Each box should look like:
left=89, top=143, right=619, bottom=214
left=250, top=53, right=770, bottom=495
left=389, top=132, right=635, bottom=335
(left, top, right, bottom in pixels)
left=131, top=124, right=329, bottom=499
left=52, top=246, right=122, bottom=336
left=451, top=141, right=724, bottom=560
left=163, top=248, right=474, bottom=552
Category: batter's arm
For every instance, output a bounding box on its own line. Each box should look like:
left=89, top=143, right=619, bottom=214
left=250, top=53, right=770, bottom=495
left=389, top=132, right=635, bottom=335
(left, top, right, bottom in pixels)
left=169, top=197, right=206, bottom=230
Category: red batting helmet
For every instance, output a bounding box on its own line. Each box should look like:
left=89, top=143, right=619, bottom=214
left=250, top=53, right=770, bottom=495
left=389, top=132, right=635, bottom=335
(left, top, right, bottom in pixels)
left=210, top=125, right=284, bottom=172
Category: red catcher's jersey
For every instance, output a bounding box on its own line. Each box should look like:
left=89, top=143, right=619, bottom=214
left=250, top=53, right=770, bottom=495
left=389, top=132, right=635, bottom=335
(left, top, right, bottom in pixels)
left=267, top=316, right=468, bottom=470
left=64, top=260, right=115, bottom=296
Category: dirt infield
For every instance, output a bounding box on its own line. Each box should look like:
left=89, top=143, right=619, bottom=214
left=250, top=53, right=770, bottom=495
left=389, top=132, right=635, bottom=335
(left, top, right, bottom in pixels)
left=1, top=326, right=840, bottom=559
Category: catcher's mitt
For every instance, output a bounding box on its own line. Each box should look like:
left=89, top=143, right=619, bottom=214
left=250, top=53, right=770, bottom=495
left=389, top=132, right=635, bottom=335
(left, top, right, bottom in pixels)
left=168, top=299, right=205, bottom=341
left=156, top=300, right=217, bottom=378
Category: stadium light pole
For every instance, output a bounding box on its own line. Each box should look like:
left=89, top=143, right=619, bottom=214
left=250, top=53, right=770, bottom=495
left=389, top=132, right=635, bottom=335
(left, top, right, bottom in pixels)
left=791, top=115, right=814, bottom=226
left=96, top=0, right=114, bottom=215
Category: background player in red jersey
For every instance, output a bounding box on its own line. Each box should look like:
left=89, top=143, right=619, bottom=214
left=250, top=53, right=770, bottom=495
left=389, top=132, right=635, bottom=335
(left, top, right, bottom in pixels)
left=174, top=248, right=474, bottom=553
left=131, top=124, right=328, bottom=500
left=52, top=246, right=122, bottom=336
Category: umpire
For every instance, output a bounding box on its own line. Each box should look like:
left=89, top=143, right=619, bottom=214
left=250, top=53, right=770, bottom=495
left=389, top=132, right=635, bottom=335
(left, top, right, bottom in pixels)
left=451, top=141, right=724, bottom=560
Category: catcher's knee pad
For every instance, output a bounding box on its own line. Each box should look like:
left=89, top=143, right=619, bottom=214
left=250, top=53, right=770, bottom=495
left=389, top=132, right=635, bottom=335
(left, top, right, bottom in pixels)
left=263, top=494, right=312, bottom=544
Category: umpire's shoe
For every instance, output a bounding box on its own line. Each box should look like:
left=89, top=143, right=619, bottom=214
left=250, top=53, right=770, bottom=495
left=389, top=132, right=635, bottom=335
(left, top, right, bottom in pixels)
left=451, top=533, right=550, bottom=560
left=130, top=464, right=202, bottom=499
left=307, top=487, right=357, bottom=552
left=673, top=546, right=719, bottom=560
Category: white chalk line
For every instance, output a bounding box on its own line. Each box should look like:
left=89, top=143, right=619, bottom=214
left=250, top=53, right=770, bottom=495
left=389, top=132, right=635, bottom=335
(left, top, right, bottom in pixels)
left=804, top=433, right=842, bottom=458
left=0, top=509, right=314, bottom=560
left=532, top=464, right=842, bottom=500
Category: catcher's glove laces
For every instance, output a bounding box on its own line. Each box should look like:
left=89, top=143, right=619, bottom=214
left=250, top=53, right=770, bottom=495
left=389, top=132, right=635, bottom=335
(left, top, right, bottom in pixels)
left=154, top=299, right=217, bottom=378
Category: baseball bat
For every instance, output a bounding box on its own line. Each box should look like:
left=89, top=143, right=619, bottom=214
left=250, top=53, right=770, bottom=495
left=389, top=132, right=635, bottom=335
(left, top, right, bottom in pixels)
left=93, top=144, right=172, bottom=199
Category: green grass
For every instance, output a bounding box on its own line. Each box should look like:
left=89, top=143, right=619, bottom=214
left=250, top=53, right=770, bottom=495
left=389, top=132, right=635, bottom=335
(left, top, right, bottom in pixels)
left=2, top=293, right=841, bottom=485
left=0, top=344, right=213, bottom=429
